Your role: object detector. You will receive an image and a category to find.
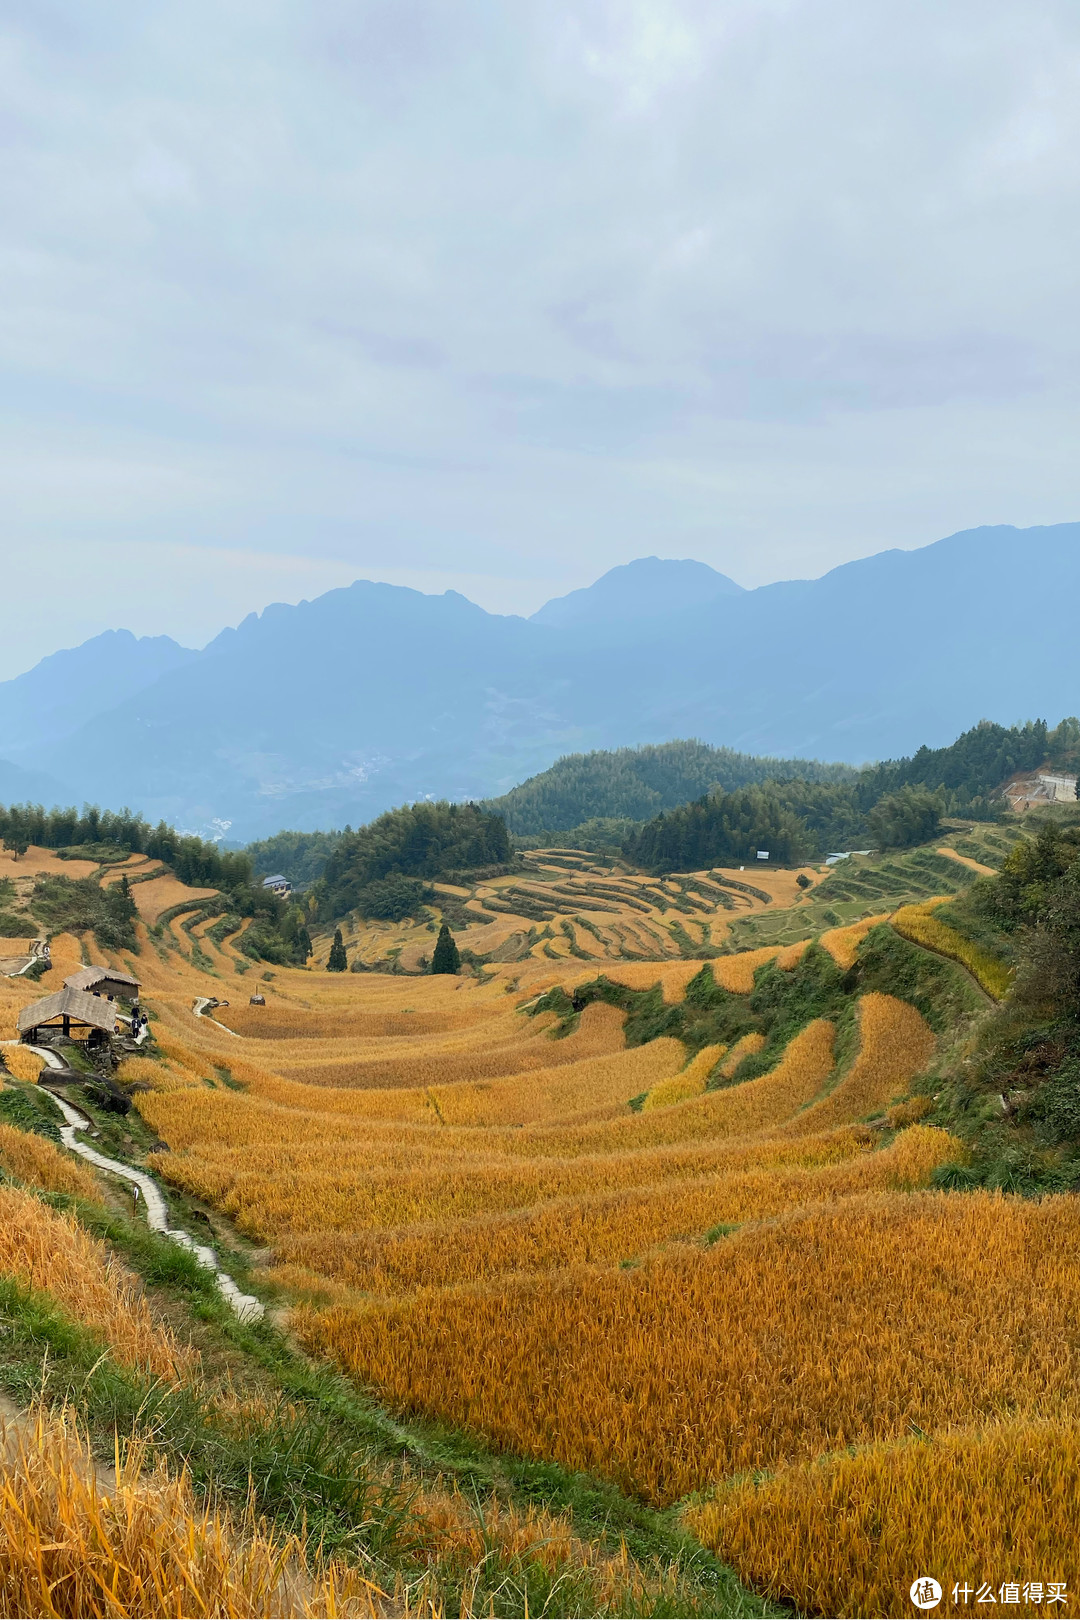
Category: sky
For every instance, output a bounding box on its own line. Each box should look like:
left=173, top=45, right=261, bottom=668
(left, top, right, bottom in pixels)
left=2, top=0, right=1080, bottom=677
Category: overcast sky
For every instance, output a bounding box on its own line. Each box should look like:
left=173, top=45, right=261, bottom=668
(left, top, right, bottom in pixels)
left=2, top=0, right=1080, bottom=676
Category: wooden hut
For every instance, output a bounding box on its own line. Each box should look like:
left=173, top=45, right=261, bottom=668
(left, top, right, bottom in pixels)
left=18, top=987, right=118, bottom=1042
left=64, top=965, right=141, bottom=1001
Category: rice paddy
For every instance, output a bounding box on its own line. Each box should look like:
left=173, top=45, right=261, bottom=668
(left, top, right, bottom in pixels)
left=0, top=1407, right=390, bottom=1619
left=0, top=1183, right=193, bottom=1382
left=318, top=854, right=827, bottom=972
left=0, top=831, right=1071, bottom=1615
left=892, top=898, right=1015, bottom=1000
left=0, top=1122, right=102, bottom=1201
left=686, top=1415, right=1078, bottom=1619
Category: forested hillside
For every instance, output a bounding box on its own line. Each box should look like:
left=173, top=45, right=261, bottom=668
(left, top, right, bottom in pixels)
left=857, top=717, right=1077, bottom=811
left=484, top=740, right=855, bottom=836
left=246, top=828, right=342, bottom=885
left=245, top=718, right=1080, bottom=916
left=510, top=719, right=1080, bottom=872
left=316, top=801, right=511, bottom=922
left=7, top=523, right=1080, bottom=836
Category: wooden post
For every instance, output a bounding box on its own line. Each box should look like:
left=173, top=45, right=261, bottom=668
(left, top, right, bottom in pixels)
left=62, top=1014, right=70, bottom=1037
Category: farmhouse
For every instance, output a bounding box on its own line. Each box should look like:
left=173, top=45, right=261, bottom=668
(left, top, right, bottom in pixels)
left=64, top=964, right=141, bottom=1001
left=17, top=986, right=119, bottom=1041
left=262, top=874, right=292, bottom=897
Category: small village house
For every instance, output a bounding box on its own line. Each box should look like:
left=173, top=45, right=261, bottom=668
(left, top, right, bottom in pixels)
left=64, top=965, right=141, bottom=1001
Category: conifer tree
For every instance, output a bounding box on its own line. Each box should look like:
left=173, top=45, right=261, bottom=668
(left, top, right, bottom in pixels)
left=431, top=922, right=460, bottom=975
left=326, top=927, right=348, bottom=972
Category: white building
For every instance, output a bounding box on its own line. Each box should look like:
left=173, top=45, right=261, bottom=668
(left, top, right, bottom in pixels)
left=1035, top=772, right=1078, bottom=803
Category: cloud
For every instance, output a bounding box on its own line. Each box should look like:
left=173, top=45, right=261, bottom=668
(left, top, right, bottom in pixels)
left=1, top=0, right=1079, bottom=674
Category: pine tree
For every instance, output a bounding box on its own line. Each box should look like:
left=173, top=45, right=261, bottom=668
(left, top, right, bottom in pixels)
left=431, top=922, right=460, bottom=975
left=326, top=927, right=348, bottom=972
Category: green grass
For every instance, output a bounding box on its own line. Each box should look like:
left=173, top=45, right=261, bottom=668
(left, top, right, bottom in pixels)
left=721, top=839, right=992, bottom=955
left=0, top=1085, right=63, bottom=1143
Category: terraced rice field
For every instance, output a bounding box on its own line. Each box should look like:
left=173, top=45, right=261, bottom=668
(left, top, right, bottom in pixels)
left=327, top=852, right=825, bottom=970
left=320, top=823, right=1017, bottom=974
left=0, top=827, right=1069, bottom=1616
left=0, top=1182, right=193, bottom=1381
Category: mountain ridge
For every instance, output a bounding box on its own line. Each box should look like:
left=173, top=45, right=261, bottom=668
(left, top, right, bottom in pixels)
left=531, top=556, right=744, bottom=631
left=0, top=628, right=196, bottom=759
left=1, top=524, right=1077, bottom=837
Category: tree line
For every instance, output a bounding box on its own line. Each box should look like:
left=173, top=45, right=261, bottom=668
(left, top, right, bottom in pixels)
left=623, top=719, right=1080, bottom=873
left=0, top=801, right=312, bottom=965
left=0, top=803, right=254, bottom=889
left=624, top=782, right=944, bottom=871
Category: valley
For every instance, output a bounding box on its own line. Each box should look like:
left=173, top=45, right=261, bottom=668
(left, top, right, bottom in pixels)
left=6, top=10, right=1079, bottom=1613
left=0, top=776, right=1075, bottom=1615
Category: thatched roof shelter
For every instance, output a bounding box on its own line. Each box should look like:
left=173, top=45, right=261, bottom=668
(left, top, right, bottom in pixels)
left=18, top=987, right=118, bottom=1038
left=65, top=965, right=141, bottom=998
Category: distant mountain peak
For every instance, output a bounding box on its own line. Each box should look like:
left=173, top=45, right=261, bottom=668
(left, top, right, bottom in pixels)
left=4, top=522, right=1080, bottom=839
left=0, top=627, right=197, bottom=764
left=531, top=556, right=745, bottom=629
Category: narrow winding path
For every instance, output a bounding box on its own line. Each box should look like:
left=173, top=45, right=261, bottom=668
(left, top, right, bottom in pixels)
left=3, top=1041, right=262, bottom=1323
left=192, top=996, right=242, bottom=1037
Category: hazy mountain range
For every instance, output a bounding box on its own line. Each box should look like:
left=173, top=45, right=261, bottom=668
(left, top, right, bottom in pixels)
left=1, top=522, right=1077, bottom=840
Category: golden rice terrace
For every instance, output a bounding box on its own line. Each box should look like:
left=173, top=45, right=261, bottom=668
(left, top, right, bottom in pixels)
left=0, top=822, right=1073, bottom=1618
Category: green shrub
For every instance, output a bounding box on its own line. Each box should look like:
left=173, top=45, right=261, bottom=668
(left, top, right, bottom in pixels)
left=354, top=875, right=434, bottom=922
left=28, top=872, right=138, bottom=950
